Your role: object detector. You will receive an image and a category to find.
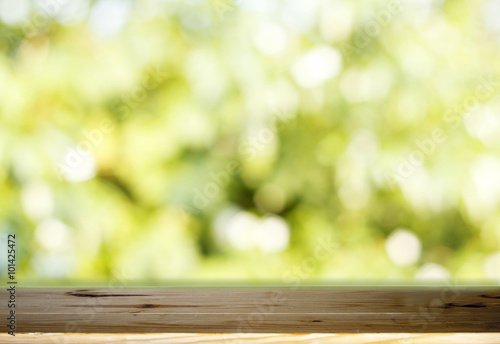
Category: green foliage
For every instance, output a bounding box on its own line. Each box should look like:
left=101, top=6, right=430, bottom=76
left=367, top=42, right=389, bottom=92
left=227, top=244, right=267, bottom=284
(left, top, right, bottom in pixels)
left=0, top=0, right=499, bottom=284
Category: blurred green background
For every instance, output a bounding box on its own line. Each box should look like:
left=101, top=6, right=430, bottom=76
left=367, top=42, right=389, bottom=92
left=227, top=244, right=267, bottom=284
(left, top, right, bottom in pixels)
left=0, top=0, right=499, bottom=285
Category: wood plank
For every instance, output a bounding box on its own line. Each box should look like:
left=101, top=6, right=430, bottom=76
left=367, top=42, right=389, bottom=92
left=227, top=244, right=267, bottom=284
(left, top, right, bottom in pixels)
left=2, top=333, right=500, bottom=344
left=9, top=287, right=500, bottom=333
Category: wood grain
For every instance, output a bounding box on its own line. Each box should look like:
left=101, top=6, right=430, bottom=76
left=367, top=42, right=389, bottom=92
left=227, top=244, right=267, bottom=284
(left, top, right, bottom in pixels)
left=2, top=333, right=500, bottom=343
left=8, top=287, right=500, bottom=333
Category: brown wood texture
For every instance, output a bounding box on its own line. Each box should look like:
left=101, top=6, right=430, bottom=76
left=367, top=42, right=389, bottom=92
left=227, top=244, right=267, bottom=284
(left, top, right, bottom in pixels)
left=2, top=333, right=500, bottom=344
left=8, top=287, right=500, bottom=333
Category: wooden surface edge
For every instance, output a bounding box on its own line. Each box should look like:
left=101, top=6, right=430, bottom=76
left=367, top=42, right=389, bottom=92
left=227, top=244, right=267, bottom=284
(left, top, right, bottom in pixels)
left=6, top=287, right=500, bottom=333
left=2, top=333, right=500, bottom=344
